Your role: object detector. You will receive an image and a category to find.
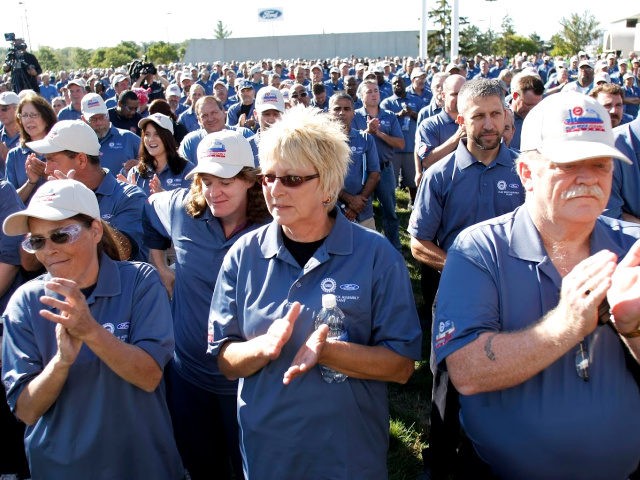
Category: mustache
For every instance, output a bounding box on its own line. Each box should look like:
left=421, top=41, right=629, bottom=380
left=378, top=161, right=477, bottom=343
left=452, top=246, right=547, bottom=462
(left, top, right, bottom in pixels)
left=560, top=184, right=606, bottom=200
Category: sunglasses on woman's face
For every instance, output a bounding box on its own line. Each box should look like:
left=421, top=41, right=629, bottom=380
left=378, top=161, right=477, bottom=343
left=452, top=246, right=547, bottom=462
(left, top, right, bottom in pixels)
left=22, top=223, right=84, bottom=253
left=257, top=173, right=320, bottom=188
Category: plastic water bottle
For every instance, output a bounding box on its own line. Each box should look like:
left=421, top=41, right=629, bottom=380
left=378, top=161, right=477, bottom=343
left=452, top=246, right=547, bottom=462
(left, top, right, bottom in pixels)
left=315, top=294, right=348, bottom=383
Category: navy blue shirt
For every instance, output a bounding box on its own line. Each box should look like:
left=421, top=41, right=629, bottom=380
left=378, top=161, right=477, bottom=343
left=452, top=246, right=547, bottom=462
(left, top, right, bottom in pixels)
left=352, top=107, right=403, bottom=166
left=98, top=126, right=141, bottom=176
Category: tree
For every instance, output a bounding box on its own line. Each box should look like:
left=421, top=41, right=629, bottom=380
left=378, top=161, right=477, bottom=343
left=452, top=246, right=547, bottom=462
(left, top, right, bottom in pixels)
left=427, top=0, right=468, bottom=58
left=460, top=25, right=496, bottom=58
left=214, top=21, right=232, bottom=40
left=72, top=48, right=92, bottom=68
left=556, top=11, right=601, bottom=55
left=147, top=41, right=180, bottom=64
left=34, top=46, right=60, bottom=71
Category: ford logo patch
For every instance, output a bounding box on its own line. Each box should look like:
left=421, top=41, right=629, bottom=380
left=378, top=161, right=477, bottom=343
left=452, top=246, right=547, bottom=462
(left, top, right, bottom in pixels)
left=340, top=284, right=360, bottom=291
left=258, top=9, right=283, bottom=20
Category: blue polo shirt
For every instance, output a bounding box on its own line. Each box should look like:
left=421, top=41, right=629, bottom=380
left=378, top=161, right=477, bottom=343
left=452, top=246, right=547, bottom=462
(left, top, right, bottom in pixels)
left=208, top=211, right=422, bottom=480
left=95, top=172, right=147, bottom=260
left=143, top=188, right=266, bottom=393
left=380, top=93, right=425, bottom=153
left=435, top=207, right=640, bottom=479
left=416, top=99, right=443, bottom=126
left=406, top=85, right=433, bottom=106
left=0, top=181, right=24, bottom=312
left=5, top=146, right=46, bottom=204
left=178, top=127, right=258, bottom=166
left=343, top=128, right=380, bottom=222
left=408, top=141, right=524, bottom=251
left=2, top=255, right=184, bottom=480
left=57, top=104, right=82, bottom=121
left=39, top=83, right=58, bottom=103
left=226, top=102, right=255, bottom=127
left=128, top=160, right=194, bottom=196
left=352, top=107, right=403, bottom=167
left=607, top=119, right=640, bottom=219
left=0, top=127, right=20, bottom=178
left=415, top=109, right=458, bottom=162
left=98, top=126, right=141, bottom=176
left=177, top=107, right=200, bottom=133
left=623, top=85, right=640, bottom=117
left=511, top=111, right=525, bottom=151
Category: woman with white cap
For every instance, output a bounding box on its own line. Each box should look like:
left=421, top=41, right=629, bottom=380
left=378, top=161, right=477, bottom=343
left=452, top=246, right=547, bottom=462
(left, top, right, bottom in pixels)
left=143, top=129, right=270, bottom=479
left=1, top=178, right=184, bottom=479
left=123, top=112, right=194, bottom=196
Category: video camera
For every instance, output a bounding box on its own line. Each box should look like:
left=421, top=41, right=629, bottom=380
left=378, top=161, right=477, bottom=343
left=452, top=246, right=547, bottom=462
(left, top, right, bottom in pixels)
left=128, top=57, right=157, bottom=82
left=3, top=32, right=27, bottom=65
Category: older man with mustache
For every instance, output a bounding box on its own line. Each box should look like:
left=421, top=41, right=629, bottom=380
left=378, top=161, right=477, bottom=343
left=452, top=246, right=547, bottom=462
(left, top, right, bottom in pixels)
left=433, top=92, right=640, bottom=479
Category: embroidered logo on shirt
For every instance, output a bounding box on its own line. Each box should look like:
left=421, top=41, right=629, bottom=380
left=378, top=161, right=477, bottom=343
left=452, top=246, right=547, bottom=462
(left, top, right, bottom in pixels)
left=496, top=179, right=521, bottom=196
left=103, top=323, right=115, bottom=333
left=340, top=283, right=360, bottom=291
left=320, top=278, right=336, bottom=293
left=434, top=320, right=456, bottom=349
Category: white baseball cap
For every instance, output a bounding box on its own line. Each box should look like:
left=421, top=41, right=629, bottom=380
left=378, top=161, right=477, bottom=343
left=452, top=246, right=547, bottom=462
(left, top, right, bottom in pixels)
left=594, top=72, right=611, bottom=84
left=0, top=91, right=20, bottom=105
left=520, top=92, right=632, bottom=165
left=3, top=179, right=100, bottom=236
left=138, top=112, right=174, bottom=134
left=187, top=130, right=255, bottom=179
left=255, top=86, right=285, bottom=114
left=81, top=93, right=108, bottom=119
left=67, top=78, right=87, bottom=88
left=27, top=120, right=101, bottom=157
left=165, top=84, right=181, bottom=97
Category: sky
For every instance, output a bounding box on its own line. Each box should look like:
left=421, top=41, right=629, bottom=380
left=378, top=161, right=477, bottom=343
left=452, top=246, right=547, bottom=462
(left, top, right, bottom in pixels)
left=0, top=0, right=632, bottom=51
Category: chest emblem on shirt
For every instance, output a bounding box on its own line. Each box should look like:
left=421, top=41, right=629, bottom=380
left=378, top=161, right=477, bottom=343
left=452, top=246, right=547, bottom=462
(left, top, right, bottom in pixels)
left=435, top=320, right=456, bottom=349
left=321, top=277, right=336, bottom=293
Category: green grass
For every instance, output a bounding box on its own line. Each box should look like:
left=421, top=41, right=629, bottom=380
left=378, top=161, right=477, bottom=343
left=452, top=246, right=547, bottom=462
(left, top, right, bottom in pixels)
left=374, top=188, right=432, bottom=479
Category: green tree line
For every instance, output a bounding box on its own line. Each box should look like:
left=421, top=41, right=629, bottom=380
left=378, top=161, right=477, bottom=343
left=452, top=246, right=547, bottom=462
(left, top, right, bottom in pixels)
left=0, top=40, right=187, bottom=72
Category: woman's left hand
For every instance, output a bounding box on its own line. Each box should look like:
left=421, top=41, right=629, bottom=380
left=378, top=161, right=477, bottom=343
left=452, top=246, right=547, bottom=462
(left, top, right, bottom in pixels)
left=39, top=278, right=101, bottom=342
left=282, top=324, right=329, bottom=385
left=149, top=174, right=164, bottom=194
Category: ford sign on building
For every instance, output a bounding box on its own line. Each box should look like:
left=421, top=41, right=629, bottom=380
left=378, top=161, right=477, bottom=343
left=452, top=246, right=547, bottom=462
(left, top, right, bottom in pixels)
left=257, top=8, right=284, bottom=21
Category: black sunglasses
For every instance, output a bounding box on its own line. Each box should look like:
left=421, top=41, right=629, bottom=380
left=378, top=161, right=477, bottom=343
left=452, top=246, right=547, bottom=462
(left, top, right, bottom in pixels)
left=22, top=224, right=83, bottom=253
left=258, top=173, right=319, bottom=188
left=291, top=92, right=308, bottom=99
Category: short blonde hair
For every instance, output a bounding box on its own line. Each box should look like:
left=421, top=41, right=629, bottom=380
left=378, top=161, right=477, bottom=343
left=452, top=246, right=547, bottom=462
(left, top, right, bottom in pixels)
left=258, top=106, right=350, bottom=209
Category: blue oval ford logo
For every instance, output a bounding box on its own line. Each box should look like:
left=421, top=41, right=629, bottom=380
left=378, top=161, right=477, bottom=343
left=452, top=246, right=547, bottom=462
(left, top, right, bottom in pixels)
left=259, top=9, right=283, bottom=20
left=340, top=284, right=360, bottom=291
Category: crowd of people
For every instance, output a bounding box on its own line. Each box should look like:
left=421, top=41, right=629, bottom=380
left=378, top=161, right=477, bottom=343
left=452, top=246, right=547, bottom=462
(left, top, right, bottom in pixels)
left=0, top=45, right=640, bottom=479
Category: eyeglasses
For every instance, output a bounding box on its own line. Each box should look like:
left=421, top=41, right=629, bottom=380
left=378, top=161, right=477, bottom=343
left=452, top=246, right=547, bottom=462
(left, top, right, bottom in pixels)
left=124, top=104, right=138, bottom=112
left=258, top=173, right=320, bottom=188
left=291, top=92, right=308, bottom=99
left=18, top=112, right=41, bottom=119
left=22, top=224, right=84, bottom=253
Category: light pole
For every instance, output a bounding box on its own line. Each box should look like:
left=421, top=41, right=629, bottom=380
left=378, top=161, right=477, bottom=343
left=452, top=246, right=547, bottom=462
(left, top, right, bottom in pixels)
left=18, top=1, right=32, bottom=49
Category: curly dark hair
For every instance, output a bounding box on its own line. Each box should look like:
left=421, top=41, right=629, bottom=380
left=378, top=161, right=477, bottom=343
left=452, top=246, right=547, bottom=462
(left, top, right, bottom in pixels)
left=185, top=168, right=271, bottom=225
left=137, top=122, right=187, bottom=178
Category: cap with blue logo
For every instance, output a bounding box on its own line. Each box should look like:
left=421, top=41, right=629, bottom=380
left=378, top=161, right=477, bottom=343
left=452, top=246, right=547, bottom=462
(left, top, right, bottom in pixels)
left=188, top=130, right=255, bottom=179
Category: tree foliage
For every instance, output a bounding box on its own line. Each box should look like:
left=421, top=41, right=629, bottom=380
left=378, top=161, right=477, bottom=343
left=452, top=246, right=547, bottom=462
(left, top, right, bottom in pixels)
left=553, top=11, right=602, bottom=56
left=147, top=41, right=180, bottom=64
left=427, top=0, right=469, bottom=58
left=214, top=21, right=232, bottom=40
left=34, top=46, right=60, bottom=71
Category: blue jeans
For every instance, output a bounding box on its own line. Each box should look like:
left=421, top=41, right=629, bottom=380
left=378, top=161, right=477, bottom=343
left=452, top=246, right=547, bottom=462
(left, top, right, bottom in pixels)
left=374, top=163, right=401, bottom=250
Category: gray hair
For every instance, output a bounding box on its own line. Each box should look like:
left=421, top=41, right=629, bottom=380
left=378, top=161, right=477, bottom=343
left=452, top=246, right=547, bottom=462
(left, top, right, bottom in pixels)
left=457, top=78, right=505, bottom=115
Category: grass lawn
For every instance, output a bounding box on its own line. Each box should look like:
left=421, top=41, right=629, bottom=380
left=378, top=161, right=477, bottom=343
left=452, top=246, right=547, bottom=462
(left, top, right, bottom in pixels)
left=374, top=188, right=432, bottom=480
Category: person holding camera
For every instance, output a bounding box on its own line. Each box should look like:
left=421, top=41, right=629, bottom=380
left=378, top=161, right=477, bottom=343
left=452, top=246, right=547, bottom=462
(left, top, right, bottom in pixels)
left=132, top=60, right=169, bottom=102
left=2, top=36, right=41, bottom=95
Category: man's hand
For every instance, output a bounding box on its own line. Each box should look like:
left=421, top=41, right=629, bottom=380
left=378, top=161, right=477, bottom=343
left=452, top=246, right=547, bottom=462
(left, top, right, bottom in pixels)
left=283, top=323, right=329, bottom=384
left=557, top=250, right=617, bottom=338
left=47, top=168, right=75, bottom=181
left=608, top=240, right=640, bottom=333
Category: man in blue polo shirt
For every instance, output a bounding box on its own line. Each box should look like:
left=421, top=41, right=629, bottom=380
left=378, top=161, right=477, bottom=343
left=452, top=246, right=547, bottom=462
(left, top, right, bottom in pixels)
left=57, top=78, right=86, bottom=121
left=0, top=91, right=21, bottom=176
left=381, top=76, right=424, bottom=207
left=177, top=84, right=205, bottom=133
left=434, top=91, right=640, bottom=479
left=226, top=81, right=256, bottom=130
left=81, top=93, right=140, bottom=177
left=414, top=74, right=466, bottom=186
left=27, top=120, right=146, bottom=261
left=332, top=92, right=380, bottom=229
left=409, top=78, right=524, bottom=479
left=353, top=78, right=405, bottom=250
left=38, top=74, right=58, bottom=104
left=179, top=96, right=258, bottom=166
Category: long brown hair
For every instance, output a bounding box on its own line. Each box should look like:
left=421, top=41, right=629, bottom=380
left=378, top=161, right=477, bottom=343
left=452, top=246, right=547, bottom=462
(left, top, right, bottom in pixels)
left=137, top=123, right=187, bottom=177
left=185, top=168, right=271, bottom=224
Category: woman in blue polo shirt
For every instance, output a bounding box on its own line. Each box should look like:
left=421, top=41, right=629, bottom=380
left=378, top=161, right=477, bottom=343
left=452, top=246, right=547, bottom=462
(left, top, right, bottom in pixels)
left=143, top=130, right=270, bottom=480
left=208, top=107, right=422, bottom=480
left=1, top=179, right=184, bottom=479
left=124, top=113, right=194, bottom=196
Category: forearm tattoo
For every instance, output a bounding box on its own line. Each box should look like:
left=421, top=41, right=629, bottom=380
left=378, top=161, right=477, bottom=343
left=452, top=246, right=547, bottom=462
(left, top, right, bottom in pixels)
left=484, top=333, right=498, bottom=361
